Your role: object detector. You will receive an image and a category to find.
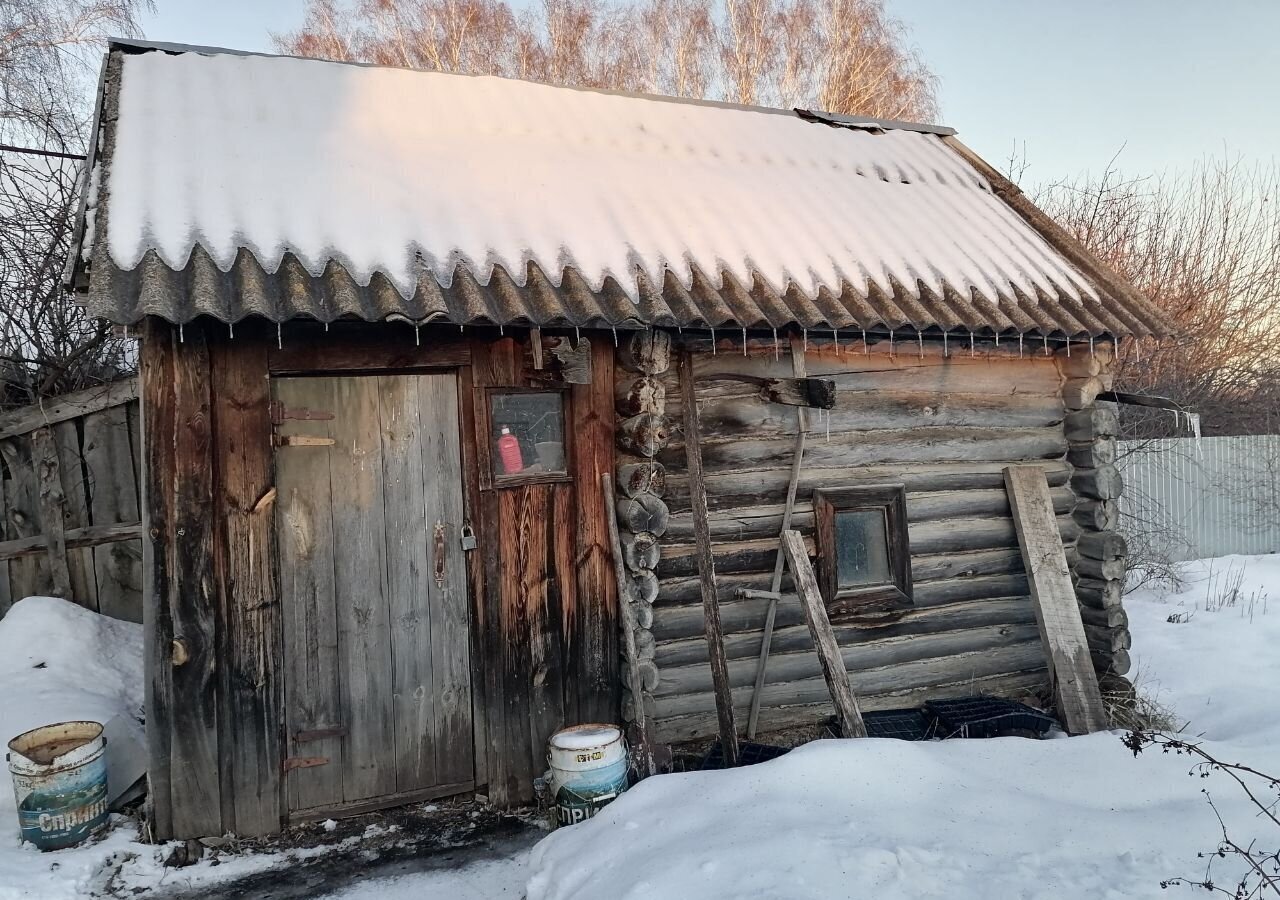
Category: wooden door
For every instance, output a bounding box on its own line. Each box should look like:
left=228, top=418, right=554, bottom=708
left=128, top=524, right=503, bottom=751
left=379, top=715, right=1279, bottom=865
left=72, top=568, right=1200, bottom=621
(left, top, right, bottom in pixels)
left=274, top=373, right=473, bottom=817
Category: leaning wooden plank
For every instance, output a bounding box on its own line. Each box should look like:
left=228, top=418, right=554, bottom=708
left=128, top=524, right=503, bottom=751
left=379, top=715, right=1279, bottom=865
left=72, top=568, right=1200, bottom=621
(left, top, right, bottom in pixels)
left=748, top=333, right=809, bottom=738
left=30, top=428, right=72, bottom=601
left=602, top=473, right=656, bottom=777
left=679, top=347, right=739, bottom=766
left=780, top=530, right=867, bottom=738
left=0, top=377, right=138, bottom=440
left=1004, top=465, right=1108, bottom=735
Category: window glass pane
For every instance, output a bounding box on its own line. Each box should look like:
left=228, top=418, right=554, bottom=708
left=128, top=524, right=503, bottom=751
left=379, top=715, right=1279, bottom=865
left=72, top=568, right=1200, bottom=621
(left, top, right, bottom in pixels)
left=834, top=508, right=892, bottom=589
left=490, top=392, right=566, bottom=478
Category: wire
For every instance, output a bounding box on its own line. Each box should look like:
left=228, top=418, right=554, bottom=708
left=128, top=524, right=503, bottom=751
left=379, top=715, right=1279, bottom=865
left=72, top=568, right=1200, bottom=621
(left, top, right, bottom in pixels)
left=0, top=143, right=86, bottom=161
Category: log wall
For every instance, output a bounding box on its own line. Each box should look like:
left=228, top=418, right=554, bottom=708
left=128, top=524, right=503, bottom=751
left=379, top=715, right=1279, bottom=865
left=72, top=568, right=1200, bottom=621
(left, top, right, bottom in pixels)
left=623, top=334, right=1080, bottom=744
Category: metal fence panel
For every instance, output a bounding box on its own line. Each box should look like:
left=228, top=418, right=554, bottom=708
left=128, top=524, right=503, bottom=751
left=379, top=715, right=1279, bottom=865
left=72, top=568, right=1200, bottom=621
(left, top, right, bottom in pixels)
left=1117, top=435, right=1280, bottom=562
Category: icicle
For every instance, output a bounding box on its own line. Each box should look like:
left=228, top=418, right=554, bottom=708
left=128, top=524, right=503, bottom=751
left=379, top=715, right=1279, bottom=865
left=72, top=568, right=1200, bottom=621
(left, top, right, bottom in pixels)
left=889, top=329, right=895, bottom=356
left=575, top=325, right=581, bottom=344
left=742, top=327, right=747, bottom=357
left=612, top=326, right=618, bottom=347
left=1042, top=334, right=1049, bottom=355
left=803, top=329, right=808, bottom=352
left=415, top=324, right=420, bottom=346
left=825, top=407, right=831, bottom=442
left=1065, top=337, right=1071, bottom=357
left=228, top=322, right=234, bottom=340
left=277, top=323, right=283, bottom=350
left=917, top=331, right=923, bottom=358
left=995, top=332, right=1000, bottom=347
left=499, top=324, right=504, bottom=336
left=178, top=323, right=184, bottom=343
left=1186, top=411, right=1203, bottom=459
left=1089, top=335, right=1095, bottom=356
left=1134, top=336, right=1140, bottom=363
left=710, top=325, right=717, bottom=355
left=969, top=331, right=975, bottom=358
left=325, top=321, right=330, bottom=332
left=122, top=325, right=128, bottom=339
left=862, top=329, right=868, bottom=355
left=773, top=328, right=780, bottom=361
left=460, top=323, right=464, bottom=332
left=832, top=328, right=839, bottom=358
left=1019, top=333, right=1024, bottom=358
left=943, top=332, right=948, bottom=357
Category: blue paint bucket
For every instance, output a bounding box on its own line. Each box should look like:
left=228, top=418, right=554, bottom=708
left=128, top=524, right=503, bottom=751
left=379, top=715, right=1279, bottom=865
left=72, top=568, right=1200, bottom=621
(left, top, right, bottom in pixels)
left=8, top=721, right=109, bottom=851
left=548, top=724, right=628, bottom=827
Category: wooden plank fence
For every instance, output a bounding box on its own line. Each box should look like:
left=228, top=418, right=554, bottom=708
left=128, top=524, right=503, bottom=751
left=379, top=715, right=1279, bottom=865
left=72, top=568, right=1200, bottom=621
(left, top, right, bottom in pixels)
left=0, top=378, right=143, bottom=621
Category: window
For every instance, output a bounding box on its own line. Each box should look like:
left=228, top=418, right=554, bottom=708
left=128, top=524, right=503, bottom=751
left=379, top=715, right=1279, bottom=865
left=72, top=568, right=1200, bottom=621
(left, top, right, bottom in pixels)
left=813, top=485, right=912, bottom=620
left=484, top=389, right=570, bottom=486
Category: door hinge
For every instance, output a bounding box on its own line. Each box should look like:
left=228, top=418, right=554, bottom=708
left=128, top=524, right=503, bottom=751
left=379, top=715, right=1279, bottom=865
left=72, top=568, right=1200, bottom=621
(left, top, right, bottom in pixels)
left=270, top=401, right=335, bottom=426
left=283, top=756, right=330, bottom=773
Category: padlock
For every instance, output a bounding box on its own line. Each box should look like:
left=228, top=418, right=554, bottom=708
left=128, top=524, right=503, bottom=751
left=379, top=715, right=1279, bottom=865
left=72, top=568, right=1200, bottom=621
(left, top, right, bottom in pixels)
left=459, top=524, right=478, bottom=551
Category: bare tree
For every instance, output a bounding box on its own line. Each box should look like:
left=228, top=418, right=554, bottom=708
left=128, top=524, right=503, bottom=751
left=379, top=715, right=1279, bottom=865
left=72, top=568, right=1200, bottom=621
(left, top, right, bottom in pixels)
left=0, top=0, right=150, bottom=408
left=275, top=0, right=938, bottom=120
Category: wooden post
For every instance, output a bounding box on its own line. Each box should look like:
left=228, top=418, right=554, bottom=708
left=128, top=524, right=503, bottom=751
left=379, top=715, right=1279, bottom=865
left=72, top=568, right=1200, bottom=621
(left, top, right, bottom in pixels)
left=29, top=427, right=72, bottom=600
left=780, top=530, right=867, bottom=738
left=679, top=347, right=738, bottom=766
left=602, top=474, right=656, bottom=776
left=1004, top=465, right=1108, bottom=734
left=748, top=333, right=808, bottom=738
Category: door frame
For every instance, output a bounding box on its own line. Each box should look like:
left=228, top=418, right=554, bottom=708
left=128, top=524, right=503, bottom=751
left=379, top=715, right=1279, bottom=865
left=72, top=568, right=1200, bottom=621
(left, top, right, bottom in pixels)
left=267, top=333, right=490, bottom=820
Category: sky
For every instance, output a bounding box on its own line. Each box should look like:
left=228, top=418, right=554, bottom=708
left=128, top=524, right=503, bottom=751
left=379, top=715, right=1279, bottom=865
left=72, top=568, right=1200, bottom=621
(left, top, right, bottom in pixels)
left=139, top=0, right=1280, bottom=184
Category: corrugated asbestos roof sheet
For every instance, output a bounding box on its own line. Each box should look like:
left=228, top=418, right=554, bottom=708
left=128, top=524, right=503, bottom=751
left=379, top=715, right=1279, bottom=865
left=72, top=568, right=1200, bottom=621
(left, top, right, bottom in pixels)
left=71, top=43, right=1166, bottom=338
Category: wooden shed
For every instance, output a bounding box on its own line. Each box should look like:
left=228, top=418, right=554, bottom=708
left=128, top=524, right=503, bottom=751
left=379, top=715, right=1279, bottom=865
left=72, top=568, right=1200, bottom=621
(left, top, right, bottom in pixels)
left=66, top=40, right=1165, bottom=840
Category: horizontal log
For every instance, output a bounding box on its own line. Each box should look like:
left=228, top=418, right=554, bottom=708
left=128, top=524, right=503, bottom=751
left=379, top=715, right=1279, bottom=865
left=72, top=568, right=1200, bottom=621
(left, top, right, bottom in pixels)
left=621, top=659, right=660, bottom=692
left=1075, top=555, right=1126, bottom=582
left=1079, top=604, right=1127, bottom=629
left=653, top=670, right=1049, bottom=744
left=631, top=571, right=660, bottom=606
left=620, top=330, right=672, bottom=375
left=1062, top=376, right=1108, bottom=410
left=664, top=460, right=1073, bottom=514
left=0, top=378, right=137, bottom=440
left=652, top=575, right=1033, bottom=640
left=666, top=389, right=1064, bottom=440
left=1063, top=406, right=1119, bottom=442
left=657, top=426, right=1068, bottom=473
left=662, top=487, right=1075, bottom=541
left=1084, top=623, right=1132, bottom=654
left=1073, top=500, right=1118, bottom=532
left=1074, top=577, right=1122, bottom=610
left=617, top=413, right=671, bottom=457
left=621, top=531, right=661, bottom=572
left=652, top=642, right=1047, bottom=721
left=1056, top=347, right=1112, bottom=379
left=616, top=376, right=666, bottom=418
left=654, top=622, right=1042, bottom=698
left=0, top=521, right=143, bottom=562
left=616, top=492, right=670, bottom=536
left=662, top=348, right=1064, bottom=398
left=1071, top=465, right=1123, bottom=501
left=1077, top=530, right=1128, bottom=561
left=617, top=461, right=667, bottom=498
left=655, top=596, right=1037, bottom=668
left=1094, top=647, right=1131, bottom=677
left=1067, top=440, right=1116, bottom=468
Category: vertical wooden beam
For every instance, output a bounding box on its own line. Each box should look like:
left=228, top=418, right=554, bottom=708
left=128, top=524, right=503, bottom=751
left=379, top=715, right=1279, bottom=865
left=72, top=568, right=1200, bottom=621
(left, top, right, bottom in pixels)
left=780, top=530, right=867, bottom=738
left=209, top=335, right=282, bottom=836
left=141, top=319, right=222, bottom=839
left=1004, top=465, right=1108, bottom=734
left=678, top=347, right=738, bottom=765
left=30, top=427, right=72, bottom=600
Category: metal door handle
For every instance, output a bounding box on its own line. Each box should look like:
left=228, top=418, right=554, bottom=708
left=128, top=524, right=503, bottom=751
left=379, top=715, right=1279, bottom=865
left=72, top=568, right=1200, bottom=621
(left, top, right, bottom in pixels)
left=434, top=522, right=447, bottom=588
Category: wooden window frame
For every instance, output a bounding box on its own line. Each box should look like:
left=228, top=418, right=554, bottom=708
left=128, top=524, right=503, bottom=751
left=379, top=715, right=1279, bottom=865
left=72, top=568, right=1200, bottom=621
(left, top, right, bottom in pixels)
left=477, top=385, right=574, bottom=490
left=812, top=484, right=912, bottom=621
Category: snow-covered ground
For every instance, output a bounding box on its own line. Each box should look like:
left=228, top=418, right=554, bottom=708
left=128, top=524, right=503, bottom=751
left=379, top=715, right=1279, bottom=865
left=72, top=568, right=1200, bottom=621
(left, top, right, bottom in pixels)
left=0, top=556, right=1276, bottom=899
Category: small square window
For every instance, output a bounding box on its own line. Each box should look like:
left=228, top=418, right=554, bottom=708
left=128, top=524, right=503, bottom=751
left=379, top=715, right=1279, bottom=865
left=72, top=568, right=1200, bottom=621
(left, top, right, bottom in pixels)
left=487, top=390, right=569, bottom=484
left=814, top=485, right=912, bottom=620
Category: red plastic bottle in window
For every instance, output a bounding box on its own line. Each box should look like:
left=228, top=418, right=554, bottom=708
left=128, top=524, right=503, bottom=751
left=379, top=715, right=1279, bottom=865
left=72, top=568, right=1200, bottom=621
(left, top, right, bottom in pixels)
left=497, top=426, right=524, bottom=474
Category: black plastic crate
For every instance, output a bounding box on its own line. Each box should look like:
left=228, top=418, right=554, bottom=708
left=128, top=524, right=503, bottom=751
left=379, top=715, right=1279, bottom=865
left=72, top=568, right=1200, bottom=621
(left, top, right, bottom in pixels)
left=862, top=708, right=935, bottom=741
left=922, top=696, right=1057, bottom=739
left=700, top=740, right=791, bottom=770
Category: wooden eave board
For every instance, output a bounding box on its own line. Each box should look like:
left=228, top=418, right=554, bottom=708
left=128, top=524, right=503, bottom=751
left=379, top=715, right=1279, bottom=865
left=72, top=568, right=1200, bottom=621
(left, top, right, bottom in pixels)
left=1004, top=465, right=1108, bottom=734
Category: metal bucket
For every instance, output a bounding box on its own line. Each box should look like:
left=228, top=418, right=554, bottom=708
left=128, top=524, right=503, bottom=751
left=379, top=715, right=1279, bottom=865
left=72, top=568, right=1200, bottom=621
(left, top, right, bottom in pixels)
left=8, top=721, right=109, bottom=851
left=548, top=724, right=628, bottom=827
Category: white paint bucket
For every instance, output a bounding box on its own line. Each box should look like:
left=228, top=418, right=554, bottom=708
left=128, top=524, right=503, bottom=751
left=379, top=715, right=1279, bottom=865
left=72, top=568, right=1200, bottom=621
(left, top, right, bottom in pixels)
left=547, top=724, right=628, bottom=827
left=8, top=721, right=109, bottom=851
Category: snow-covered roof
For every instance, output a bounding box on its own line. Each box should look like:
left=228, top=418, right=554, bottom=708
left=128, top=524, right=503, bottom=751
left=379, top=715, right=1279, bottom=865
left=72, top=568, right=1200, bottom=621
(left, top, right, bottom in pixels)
left=72, top=43, right=1163, bottom=337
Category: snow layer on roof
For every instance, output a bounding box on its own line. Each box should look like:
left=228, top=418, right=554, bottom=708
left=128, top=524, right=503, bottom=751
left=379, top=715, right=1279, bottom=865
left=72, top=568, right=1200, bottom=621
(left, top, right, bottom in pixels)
left=105, top=50, right=1096, bottom=306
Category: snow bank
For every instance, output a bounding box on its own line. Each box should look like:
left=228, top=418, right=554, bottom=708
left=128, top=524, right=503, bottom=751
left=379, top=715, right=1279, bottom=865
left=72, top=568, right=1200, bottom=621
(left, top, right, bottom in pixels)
left=525, top=555, right=1280, bottom=900
left=105, top=50, right=1095, bottom=309
left=0, top=597, right=144, bottom=900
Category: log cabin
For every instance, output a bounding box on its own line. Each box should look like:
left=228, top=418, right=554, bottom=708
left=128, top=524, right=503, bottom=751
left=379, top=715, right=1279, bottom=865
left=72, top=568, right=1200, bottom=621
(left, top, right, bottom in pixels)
left=65, top=40, right=1165, bottom=840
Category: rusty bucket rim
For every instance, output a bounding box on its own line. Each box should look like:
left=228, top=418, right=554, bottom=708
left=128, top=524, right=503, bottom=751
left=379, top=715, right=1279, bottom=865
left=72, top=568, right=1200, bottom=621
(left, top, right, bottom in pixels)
left=7, top=720, right=106, bottom=777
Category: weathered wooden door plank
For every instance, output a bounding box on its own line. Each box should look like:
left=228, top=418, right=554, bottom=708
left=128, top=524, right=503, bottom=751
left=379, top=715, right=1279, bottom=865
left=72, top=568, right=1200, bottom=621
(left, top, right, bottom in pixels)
left=275, top=377, right=345, bottom=813
left=52, top=419, right=97, bottom=610
left=415, top=373, right=475, bottom=788
left=84, top=402, right=143, bottom=622
left=379, top=374, right=439, bottom=794
left=1004, top=465, right=1108, bottom=735
left=327, top=377, right=397, bottom=803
